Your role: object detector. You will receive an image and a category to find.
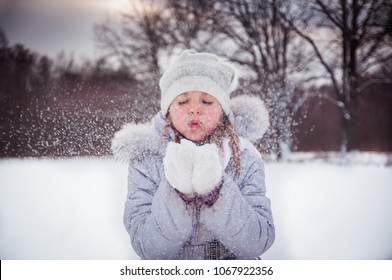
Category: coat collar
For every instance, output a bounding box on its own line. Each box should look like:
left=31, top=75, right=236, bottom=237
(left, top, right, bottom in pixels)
left=111, top=95, right=269, bottom=163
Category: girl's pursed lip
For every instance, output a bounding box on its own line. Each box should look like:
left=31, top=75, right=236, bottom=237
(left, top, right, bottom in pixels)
left=188, top=120, right=202, bottom=128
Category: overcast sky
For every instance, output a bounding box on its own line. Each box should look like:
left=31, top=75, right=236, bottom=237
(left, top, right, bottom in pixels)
left=0, top=0, right=128, bottom=61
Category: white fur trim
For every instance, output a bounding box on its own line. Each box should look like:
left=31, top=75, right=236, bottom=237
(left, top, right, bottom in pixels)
left=111, top=121, right=162, bottom=163
left=231, top=95, right=270, bottom=142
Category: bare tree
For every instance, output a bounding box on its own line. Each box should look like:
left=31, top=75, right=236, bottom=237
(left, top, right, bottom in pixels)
left=282, top=0, right=392, bottom=152
left=164, top=0, right=220, bottom=50
left=94, top=0, right=218, bottom=79
left=94, top=0, right=170, bottom=80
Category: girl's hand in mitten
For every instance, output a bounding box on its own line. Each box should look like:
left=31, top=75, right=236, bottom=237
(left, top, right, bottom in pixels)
left=192, top=143, right=223, bottom=195
left=163, top=142, right=195, bottom=196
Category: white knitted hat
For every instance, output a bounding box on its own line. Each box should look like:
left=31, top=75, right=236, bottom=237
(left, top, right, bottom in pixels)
left=159, top=50, right=237, bottom=115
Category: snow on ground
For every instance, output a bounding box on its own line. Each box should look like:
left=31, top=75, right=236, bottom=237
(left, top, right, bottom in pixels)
left=0, top=155, right=391, bottom=259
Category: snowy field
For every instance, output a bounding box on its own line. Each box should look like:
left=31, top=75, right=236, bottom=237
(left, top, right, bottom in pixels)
left=0, top=155, right=391, bottom=260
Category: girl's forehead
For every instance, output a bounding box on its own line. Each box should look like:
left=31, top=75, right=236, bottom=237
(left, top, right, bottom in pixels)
left=177, top=91, right=215, bottom=98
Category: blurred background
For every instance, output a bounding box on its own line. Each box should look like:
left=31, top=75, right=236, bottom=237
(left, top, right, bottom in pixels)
left=0, top=0, right=392, bottom=260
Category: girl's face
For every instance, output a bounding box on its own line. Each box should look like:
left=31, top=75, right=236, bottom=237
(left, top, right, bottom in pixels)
left=168, top=91, right=223, bottom=142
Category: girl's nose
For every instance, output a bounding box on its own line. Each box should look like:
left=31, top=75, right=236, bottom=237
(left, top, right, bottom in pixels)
left=189, top=101, right=201, bottom=115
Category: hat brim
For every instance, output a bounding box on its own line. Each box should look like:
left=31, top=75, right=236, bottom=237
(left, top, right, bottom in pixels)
left=161, top=76, right=230, bottom=115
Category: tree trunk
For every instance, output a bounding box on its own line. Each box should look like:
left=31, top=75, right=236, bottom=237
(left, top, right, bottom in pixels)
left=345, top=0, right=360, bottom=152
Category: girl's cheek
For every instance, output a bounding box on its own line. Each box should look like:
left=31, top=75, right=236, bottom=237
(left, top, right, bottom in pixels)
left=206, top=109, right=221, bottom=121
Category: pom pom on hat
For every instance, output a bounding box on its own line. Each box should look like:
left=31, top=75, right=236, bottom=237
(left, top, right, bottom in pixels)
left=159, top=50, right=237, bottom=115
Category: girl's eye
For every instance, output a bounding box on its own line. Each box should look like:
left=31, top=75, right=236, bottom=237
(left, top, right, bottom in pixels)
left=178, top=100, right=188, bottom=105
left=202, top=100, right=214, bottom=105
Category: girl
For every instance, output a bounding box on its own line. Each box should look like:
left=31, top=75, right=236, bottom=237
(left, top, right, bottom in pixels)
left=112, top=50, right=275, bottom=259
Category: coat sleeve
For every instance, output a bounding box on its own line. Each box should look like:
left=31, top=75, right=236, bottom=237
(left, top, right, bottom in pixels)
left=124, top=157, right=193, bottom=259
left=199, top=150, right=275, bottom=259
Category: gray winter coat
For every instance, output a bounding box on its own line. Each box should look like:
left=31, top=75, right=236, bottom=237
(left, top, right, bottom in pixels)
left=112, top=95, right=275, bottom=259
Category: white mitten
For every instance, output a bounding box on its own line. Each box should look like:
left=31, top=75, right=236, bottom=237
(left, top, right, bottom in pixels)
left=192, top=143, right=223, bottom=195
left=163, top=142, right=195, bottom=196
